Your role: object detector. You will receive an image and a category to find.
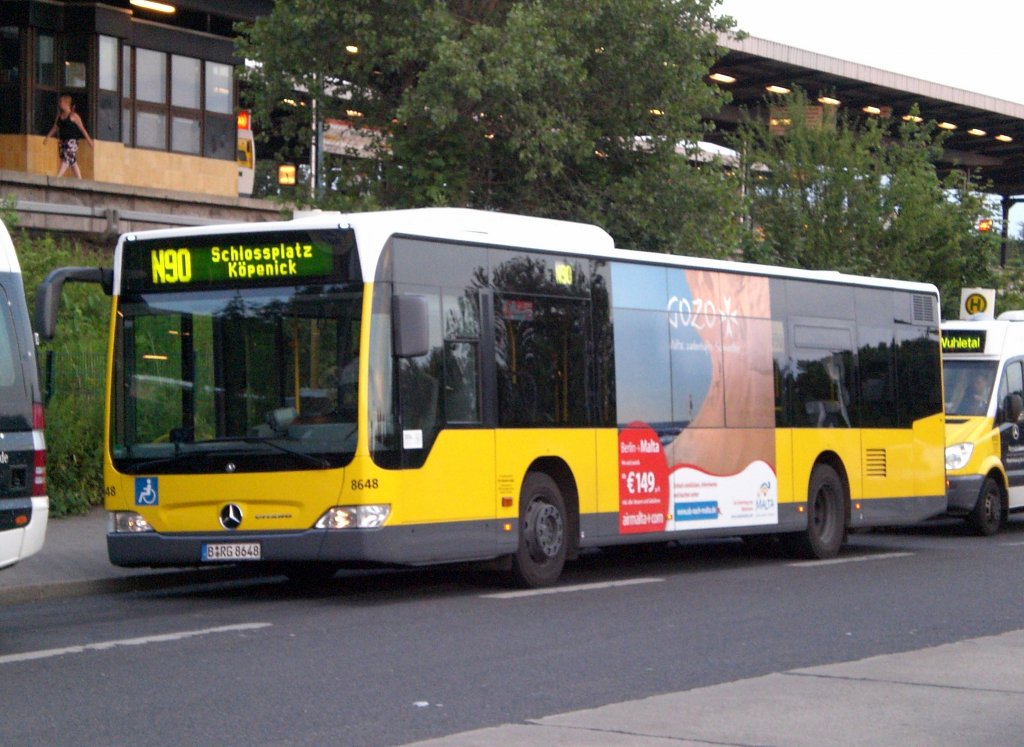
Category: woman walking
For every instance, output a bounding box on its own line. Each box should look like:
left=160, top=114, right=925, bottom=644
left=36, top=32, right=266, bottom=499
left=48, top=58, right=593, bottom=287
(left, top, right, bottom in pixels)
left=43, top=94, right=94, bottom=178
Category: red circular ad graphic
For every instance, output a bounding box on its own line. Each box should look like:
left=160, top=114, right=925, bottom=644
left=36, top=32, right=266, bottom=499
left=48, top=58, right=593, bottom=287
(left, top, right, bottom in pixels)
left=618, top=422, right=669, bottom=534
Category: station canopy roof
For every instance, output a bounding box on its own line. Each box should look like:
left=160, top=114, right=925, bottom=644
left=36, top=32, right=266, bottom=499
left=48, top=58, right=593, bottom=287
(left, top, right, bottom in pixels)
left=708, top=36, right=1024, bottom=197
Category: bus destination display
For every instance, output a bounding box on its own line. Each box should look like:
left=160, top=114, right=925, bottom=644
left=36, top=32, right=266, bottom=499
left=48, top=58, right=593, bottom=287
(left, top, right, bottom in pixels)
left=122, top=230, right=352, bottom=292
left=941, top=330, right=986, bottom=354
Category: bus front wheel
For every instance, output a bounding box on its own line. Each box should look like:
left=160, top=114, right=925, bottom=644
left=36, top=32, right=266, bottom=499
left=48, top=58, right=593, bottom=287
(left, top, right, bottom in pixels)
left=967, top=477, right=1003, bottom=536
left=785, top=464, right=845, bottom=559
left=511, top=473, right=568, bottom=588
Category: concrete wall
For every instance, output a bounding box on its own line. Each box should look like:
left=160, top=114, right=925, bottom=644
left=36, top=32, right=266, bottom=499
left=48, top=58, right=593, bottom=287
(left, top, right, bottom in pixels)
left=0, top=135, right=239, bottom=198
left=0, top=169, right=286, bottom=238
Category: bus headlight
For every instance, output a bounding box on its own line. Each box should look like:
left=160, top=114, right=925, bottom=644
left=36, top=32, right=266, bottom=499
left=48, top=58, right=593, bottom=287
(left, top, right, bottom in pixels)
left=945, top=443, right=974, bottom=471
left=315, top=505, right=391, bottom=529
left=109, top=511, right=154, bottom=533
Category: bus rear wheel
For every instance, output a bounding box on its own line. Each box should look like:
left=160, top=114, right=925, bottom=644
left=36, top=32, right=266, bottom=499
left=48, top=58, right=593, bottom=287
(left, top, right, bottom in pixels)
left=784, top=464, right=845, bottom=559
left=967, top=477, right=1003, bottom=536
left=511, top=473, right=568, bottom=588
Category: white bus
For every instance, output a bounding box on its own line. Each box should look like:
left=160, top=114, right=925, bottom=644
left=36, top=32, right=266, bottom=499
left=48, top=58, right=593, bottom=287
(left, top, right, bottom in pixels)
left=0, top=219, right=47, bottom=569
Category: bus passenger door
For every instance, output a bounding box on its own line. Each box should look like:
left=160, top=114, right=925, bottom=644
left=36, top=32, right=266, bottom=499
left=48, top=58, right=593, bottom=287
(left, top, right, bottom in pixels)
left=997, top=359, right=1024, bottom=510
left=396, top=287, right=496, bottom=547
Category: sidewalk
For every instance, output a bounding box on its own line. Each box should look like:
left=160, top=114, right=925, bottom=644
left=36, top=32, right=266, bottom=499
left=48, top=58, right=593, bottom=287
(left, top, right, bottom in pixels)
left=0, top=507, right=243, bottom=604
left=405, top=629, right=1024, bottom=746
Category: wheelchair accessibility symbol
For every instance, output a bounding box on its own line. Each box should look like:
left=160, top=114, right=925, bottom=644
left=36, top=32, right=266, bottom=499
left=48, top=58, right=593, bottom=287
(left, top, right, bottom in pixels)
left=135, top=477, right=159, bottom=506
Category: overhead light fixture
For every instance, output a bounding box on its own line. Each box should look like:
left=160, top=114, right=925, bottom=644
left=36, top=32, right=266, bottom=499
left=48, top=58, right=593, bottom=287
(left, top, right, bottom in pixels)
left=902, top=114, right=923, bottom=123
left=765, top=85, right=791, bottom=95
left=863, top=105, right=881, bottom=115
left=710, top=72, right=736, bottom=84
left=817, top=96, right=840, bottom=106
left=938, top=121, right=957, bottom=130
left=996, top=134, right=1014, bottom=142
left=130, top=0, right=176, bottom=13
left=967, top=128, right=986, bottom=136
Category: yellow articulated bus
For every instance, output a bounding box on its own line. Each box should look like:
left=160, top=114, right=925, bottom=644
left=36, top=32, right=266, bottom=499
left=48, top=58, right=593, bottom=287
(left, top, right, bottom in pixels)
left=36, top=208, right=946, bottom=586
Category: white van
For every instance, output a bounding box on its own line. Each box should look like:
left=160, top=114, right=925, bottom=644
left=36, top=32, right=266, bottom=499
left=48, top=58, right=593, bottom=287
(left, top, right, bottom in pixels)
left=0, top=219, right=47, bottom=568
left=943, top=313, right=1024, bottom=535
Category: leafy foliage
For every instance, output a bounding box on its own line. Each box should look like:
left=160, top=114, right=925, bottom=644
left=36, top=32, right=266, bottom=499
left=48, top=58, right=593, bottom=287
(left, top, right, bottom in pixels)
left=43, top=393, right=105, bottom=517
left=237, top=0, right=746, bottom=256
left=732, top=92, right=999, bottom=317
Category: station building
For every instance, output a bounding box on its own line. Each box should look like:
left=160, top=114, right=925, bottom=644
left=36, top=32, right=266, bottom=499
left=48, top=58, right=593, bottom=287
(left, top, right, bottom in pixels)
left=0, top=0, right=271, bottom=198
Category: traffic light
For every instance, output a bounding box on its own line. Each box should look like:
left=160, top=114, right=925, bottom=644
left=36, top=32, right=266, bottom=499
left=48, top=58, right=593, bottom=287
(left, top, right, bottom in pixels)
left=278, top=164, right=296, bottom=186
left=978, top=218, right=994, bottom=233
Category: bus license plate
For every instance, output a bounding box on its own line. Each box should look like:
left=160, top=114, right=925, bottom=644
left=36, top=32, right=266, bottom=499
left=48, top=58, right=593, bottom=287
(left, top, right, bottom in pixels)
left=201, top=542, right=261, bottom=561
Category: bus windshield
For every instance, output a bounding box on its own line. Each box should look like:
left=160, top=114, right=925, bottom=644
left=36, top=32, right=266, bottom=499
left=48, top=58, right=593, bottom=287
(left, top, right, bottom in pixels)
left=111, top=283, right=362, bottom=474
left=944, top=359, right=998, bottom=416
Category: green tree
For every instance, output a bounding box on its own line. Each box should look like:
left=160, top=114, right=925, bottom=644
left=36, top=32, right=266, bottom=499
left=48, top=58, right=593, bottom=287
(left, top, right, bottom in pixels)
left=237, top=0, right=746, bottom=257
left=732, top=92, right=998, bottom=317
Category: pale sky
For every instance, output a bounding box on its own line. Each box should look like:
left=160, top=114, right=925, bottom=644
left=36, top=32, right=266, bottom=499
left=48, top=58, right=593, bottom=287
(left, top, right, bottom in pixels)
left=717, top=0, right=1024, bottom=106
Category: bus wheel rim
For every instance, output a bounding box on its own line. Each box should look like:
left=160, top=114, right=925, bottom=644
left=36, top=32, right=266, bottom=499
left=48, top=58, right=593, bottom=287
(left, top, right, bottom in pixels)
left=527, top=501, right=564, bottom=559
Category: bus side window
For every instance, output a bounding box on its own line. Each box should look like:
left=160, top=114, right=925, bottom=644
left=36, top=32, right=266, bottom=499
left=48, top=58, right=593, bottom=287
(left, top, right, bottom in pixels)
left=442, top=290, right=480, bottom=424
left=791, top=323, right=854, bottom=428
left=997, top=361, right=1023, bottom=421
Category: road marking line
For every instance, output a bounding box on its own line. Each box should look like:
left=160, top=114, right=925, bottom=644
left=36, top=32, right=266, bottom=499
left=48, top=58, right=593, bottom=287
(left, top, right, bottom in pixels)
left=1000, top=541, right=1024, bottom=546
left=482, top=578, right=663, bottom=599
left=0, top=622, right=272, bottom=665
left=788, top=551, right=914, bottom=568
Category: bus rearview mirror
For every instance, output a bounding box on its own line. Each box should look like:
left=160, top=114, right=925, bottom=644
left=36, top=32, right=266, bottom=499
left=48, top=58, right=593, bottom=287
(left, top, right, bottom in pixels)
left=34, top=266, right=113, bottom=340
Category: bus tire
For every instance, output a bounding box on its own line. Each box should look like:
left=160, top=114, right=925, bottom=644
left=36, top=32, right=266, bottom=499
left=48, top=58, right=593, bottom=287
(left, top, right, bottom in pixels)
left=967, top=477, right=1003, bottom=536
left=785, top=464, right=845, bottom=559
left=511, top=472, right=568, bottom=588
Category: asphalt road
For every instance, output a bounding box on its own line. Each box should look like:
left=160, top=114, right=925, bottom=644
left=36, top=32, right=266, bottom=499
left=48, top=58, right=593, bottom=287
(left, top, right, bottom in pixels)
left=2, top=518, right=1024, bottom=746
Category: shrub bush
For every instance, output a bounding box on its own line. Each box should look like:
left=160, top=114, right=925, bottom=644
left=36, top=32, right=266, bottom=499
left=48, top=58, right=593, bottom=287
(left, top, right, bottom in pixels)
left=43, top=393, right=105, bottom=517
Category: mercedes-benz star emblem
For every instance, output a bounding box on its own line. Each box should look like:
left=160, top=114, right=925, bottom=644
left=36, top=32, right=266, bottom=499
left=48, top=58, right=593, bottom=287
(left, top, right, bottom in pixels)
left=219, top=503, right=243, bottom=530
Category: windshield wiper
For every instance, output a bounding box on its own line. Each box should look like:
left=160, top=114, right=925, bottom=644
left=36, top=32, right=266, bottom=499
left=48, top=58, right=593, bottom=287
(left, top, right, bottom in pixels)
left=184, top=435, right=332, bottom=469
left=126, top=431, right=337, bottom=473
left=235, top=435, right=332, bottom=469
left=129, top=449, right=209, bottom=474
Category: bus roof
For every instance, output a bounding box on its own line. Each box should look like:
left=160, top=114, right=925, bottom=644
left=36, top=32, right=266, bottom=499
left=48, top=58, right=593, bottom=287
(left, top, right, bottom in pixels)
left=112, top=207, right=938, bottom=297
left=942, top=317, right=1024, bottom=358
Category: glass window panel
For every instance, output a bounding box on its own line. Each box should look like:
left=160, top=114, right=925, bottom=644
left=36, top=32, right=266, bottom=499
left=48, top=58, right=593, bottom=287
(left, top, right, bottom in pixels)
left=203, top=114, right=233, bottom=159
left=171, top=55, right=200, bottom=108
left=444, top=342, right=478, bottom=422
left=613, top=308, right=671, bottom=426
left=64, top=33, right=87, bottom=88
left=122, top=107, right=131, bottom=145
left=36, top=33, right=55, bottom=86
left=136, top=109, right=166, bottom=149
left=443, top=290, right=479, bottom=339
left=99, top=35, right=118, bottom=91
left=205, top=61, right=233, bottom=113
left=122, top=45, right=131, bottom=97
left=497, top=294, right=589, bottom=426
left=896, top=326, right=942, bottom=426
left=670, top=314, right=723, bottom=427
left=1, top=27, right=19, bottom=84
left=64, top=61, right=86, bottom=88
left=171, top=116, right=200, bottom=153
left=97, top=91, right=120, bottom=141
left=136, top=48, right=166, bottom=104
